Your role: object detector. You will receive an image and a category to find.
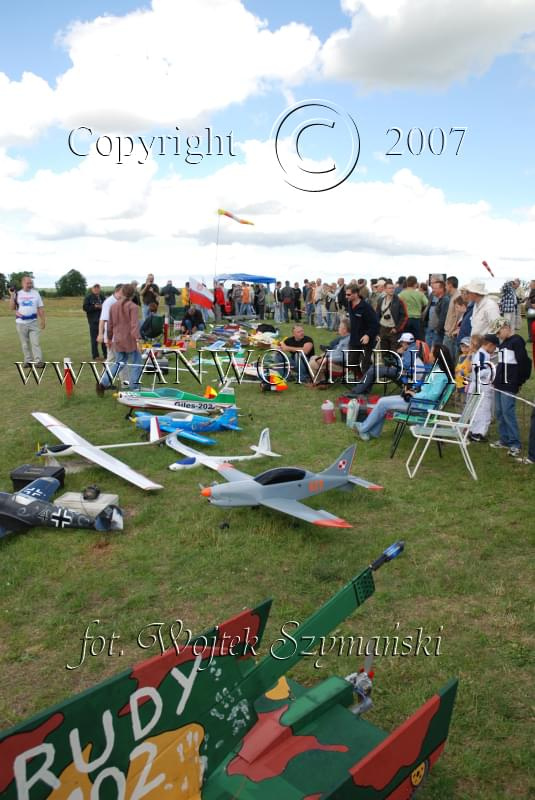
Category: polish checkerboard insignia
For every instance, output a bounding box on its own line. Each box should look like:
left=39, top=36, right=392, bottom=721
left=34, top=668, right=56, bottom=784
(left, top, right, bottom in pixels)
left=338, top=459, right=347, bottom=470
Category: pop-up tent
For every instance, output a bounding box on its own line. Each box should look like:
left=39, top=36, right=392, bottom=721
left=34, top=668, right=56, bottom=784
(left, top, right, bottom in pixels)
left=216, top=272, right=276, bottom=284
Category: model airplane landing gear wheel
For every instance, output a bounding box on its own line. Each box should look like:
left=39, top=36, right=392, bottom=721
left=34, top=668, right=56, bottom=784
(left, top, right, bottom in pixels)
left=219, top=521, right=230, bottom=530
left=410, top=759, right=429, bottom=793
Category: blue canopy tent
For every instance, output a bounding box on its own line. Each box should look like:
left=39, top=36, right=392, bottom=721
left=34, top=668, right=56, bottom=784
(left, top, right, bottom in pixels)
left=216, top=273, right=276, bottom=285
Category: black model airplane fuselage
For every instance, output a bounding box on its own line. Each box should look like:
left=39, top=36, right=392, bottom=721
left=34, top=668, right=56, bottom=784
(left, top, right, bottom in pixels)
left=0, top=478, right=123, bottom=538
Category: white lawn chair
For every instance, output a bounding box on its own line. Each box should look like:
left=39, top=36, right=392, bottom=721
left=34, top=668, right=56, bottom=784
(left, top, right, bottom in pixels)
left=405, top=392, right=484, bottom=480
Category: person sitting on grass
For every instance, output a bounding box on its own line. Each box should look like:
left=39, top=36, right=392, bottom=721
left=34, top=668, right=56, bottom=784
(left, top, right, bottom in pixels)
left=489, top=318, right=532, bottom=457
left=307, top=319, right=350, bottom=384
left=180, top=305, right=205, bottom=334
left=276, top=324, right=315, bottom=381
left=354, top=344, right=454, bottom=441
left=467, top=334, right=499, bottom=443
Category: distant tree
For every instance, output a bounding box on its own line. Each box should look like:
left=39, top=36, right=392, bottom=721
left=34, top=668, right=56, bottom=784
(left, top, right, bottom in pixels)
left=0, top=273, right=6, bottom=297
left=8, top=271, right=34, bottom=290
left=55, top=269, right=87, bottom=297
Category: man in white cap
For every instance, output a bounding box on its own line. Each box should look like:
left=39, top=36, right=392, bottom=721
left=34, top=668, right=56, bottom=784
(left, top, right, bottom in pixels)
left=465, top=281, right=500, bottom=336
left=348, top=331, right=424, bottom=397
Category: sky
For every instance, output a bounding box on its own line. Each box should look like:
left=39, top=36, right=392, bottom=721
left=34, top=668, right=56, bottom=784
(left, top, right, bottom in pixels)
left=1, top=0, right=535, bottom=290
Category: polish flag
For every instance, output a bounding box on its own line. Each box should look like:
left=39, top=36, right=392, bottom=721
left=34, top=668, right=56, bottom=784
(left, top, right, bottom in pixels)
left=189, top=278, right=214, bottom=309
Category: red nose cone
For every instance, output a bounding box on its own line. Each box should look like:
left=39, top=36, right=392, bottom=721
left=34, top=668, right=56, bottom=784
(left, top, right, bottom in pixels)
left=201, top=487, right=212, bottom=497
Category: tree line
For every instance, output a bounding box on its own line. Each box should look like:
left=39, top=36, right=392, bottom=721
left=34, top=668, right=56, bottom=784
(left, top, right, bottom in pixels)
left=0, top=269, right=87, bottom=297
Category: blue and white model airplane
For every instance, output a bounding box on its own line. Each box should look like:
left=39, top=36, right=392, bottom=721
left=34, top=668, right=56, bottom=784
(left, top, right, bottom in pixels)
left=166, top=428, right=280, bottom=470
left=132, top=406, right=241, bottom=445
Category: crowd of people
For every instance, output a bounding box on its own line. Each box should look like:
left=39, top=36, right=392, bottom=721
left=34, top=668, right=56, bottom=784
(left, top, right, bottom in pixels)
left=8, top=272, right=535, bottom=464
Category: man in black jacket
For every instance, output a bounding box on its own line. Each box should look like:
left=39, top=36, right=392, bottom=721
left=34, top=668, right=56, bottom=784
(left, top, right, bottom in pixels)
left=346, top=282, right=380, bottom=377
left=375, top=280, right=408, bottom=351
left=83, top=284, right=107, bottom=360
left=490, top=318, right=532, bottom=457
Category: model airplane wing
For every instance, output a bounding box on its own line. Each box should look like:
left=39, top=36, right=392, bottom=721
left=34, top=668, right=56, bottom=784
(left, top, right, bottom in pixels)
left=214, top=463, right=253, bottom=483
left=32, top=412, right=163, bottom=491
left=346, top=475, right=383, bottom=490
left=174, top=430, right=217, bottom=446
left=260, top=497, right=352, bottom=528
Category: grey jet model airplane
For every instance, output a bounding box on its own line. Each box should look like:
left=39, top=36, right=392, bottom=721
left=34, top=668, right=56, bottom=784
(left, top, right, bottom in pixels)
left=200, top=444, right=382, bottom=527
left=0, top=477, right=123, bottom=538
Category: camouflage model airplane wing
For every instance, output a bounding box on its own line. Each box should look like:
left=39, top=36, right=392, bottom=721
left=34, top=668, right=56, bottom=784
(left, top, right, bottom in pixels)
left=0, top=542, right=458, bottom=799
left=32, top=412, right=163, bottom=491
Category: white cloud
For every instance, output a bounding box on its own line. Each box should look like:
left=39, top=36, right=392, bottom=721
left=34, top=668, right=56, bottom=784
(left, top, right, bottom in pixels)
left=0, top=72, right=57, bottom=146
left=0, top=0, right=319, bottom=144
left=0, top=148, right=27, bottom=178
left=1, top=136, right=534, bottom=289
left=322, top=0, right=535, bottom=89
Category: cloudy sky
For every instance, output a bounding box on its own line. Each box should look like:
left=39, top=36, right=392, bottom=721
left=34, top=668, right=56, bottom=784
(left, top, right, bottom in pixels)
left=1, top=0, right=535, bottom=289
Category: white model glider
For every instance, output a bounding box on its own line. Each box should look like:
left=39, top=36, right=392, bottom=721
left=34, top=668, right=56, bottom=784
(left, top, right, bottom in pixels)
left=165, top=428, right=280, bottom=470
left=32, top=412, right=163, bottom=491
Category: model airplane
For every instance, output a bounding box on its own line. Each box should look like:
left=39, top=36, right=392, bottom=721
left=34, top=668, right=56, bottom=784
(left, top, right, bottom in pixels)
left=166, top=427, right=280, bottom=470
left=32, top=412, right=163, bottom=491
left=115, top=382, right=236, bottom=414
left=200, top=443, right=382, bottom=527
left=0, top=542, right=458, bottom=799
left=132, top=406, right=241, bottom=445
left=0, top=477, right=123, bottom=538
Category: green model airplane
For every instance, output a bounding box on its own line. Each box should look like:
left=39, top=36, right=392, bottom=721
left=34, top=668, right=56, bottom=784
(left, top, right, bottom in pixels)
left=0, top=542, right=458, bottom=799
left=115, top=382, right=236, bottom=414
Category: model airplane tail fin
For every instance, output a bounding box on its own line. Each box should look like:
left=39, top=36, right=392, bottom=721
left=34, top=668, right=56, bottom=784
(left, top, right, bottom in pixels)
left=216, top=381, right=236, bottom=401
left=219, top=407, right=241, bottom=430
left=94, top=505, right=124, bottom=531
left=321, top=444, right=356, bottom=477
left=250, top=428, right=280, bottom=458
left=149, top=415, right=162, bottom=443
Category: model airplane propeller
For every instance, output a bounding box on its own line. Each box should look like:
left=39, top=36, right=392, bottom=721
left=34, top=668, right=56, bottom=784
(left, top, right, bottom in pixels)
left=199, top=443, right=382, bottom=527
left=32, top=412, right=163, bottom=491
left=0, top=477, right=123, bottom=538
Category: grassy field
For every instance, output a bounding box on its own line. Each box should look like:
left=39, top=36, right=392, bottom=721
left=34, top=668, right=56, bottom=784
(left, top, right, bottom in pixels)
left=0, top=297, right=533, bottom=799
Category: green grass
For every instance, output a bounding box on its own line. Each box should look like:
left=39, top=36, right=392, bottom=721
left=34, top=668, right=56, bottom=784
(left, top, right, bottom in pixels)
left=0, top=298, right=534, bottom=799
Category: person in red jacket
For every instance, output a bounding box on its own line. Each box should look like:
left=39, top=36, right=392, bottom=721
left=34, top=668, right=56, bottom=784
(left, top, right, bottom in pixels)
left=214, top=282, right=226, bottom=321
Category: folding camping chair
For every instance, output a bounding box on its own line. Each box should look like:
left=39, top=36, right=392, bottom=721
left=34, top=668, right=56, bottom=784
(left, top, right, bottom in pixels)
left=390, top=381, right=456, bottom=458
left=405, top=391, right=483, bottom=480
